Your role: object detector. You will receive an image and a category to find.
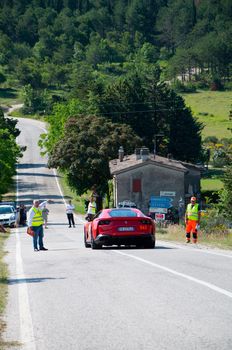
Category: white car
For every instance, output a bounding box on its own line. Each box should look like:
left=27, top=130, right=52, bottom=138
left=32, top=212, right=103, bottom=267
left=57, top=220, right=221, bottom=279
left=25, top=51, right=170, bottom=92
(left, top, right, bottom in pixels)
left=0, top=205, right=16, bottom=227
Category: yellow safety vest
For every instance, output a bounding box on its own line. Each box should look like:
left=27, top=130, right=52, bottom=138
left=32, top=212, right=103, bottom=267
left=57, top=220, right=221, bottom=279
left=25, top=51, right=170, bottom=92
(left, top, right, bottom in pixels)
left=32, top=207, right=44, bottom=226
left=88, top=202, right=96, bottom=215
left=186, top=203, right=199, bottom=221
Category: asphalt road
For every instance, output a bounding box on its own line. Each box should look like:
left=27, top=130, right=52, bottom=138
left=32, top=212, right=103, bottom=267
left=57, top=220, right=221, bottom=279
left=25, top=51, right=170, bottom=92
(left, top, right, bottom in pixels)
left=3, top=117, right=232, bottom=350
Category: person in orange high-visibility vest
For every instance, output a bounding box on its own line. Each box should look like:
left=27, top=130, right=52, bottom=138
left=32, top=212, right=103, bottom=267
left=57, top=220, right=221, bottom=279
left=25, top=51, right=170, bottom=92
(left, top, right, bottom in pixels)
left=185, top=196, right=201, bottom=244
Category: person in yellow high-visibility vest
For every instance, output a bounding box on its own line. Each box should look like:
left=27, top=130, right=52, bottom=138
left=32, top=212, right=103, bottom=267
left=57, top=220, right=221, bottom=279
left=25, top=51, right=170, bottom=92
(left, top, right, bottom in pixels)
left=185, top=196, right=201, bottom=244
left=28, top=199, right=52, bottom=251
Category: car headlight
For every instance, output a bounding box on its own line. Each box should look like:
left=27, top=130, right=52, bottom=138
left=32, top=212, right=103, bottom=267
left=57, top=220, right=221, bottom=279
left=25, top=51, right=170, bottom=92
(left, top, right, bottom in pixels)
left=10, top=215, right=15, bottom=220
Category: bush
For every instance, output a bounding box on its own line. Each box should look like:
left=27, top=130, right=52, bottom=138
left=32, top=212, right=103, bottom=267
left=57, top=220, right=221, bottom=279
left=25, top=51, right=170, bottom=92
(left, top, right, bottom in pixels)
left=200, top=208, right=230, bottom=235
left=171, top=80, right=196, bottom=93
left=224, top=81, right=232, bottom=91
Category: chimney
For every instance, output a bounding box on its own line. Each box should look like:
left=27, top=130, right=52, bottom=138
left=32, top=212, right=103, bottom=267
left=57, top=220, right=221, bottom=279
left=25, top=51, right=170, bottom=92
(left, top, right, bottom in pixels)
left=140, top=147, right=149, bottom=162
left=118, top=146, right=124, bottom=162
left=135, top=148, right=141, bottom=160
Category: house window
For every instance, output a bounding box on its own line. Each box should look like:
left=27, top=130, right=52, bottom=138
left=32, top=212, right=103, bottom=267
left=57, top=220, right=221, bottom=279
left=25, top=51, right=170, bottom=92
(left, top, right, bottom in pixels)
left=132, top=179, right=141, bottom=192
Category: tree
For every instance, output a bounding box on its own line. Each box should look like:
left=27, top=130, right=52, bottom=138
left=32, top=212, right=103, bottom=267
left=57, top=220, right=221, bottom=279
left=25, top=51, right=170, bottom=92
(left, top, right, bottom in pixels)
left=95, top=64, right=203, bottom=161
left=0, top=107, right=20, bottom=138
left=0, top=107, right=22, bottom=199
left=22, top=84, right=51, bottom=114
left=48, top=115, right=142, bottom=196
left=0, top=71, right=6, bottom=85
left=219, top=165, right=232, bottom=220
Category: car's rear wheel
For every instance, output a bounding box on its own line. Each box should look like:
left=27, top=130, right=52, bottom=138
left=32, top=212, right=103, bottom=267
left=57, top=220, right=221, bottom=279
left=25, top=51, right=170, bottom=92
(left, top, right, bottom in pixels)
left=84, top=229, right=91, bottom=248
left=91, top=234, right=101, bottom=249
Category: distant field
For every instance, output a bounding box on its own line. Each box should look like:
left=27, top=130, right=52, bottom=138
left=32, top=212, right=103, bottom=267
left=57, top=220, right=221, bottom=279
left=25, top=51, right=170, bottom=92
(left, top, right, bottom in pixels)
left=0, top=88, right=21, bottom=107
left=182, top=90, right=232, bottom=139
left=201, top=178, right=224, bottom=191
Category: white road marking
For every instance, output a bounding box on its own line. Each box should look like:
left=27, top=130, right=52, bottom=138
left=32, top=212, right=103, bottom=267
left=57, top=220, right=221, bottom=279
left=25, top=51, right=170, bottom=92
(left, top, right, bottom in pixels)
left=157, top=240, right=232, bottom=259
left=16, top=230, right=36, bottom=350
left=113, top=250, right=232, bottom=299
left=15, top=167, right=36, bottom=350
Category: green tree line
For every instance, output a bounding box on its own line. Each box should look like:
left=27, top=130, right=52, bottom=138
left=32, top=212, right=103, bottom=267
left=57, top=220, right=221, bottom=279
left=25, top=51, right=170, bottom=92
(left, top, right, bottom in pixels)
left=0, top=108, right=22, bottom=199
left=0, top=0, right=231, bottom=88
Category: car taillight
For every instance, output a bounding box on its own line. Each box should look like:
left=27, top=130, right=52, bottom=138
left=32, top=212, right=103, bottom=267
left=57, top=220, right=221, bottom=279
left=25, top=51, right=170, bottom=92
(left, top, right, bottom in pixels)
left=139, top=219, right=152, bottom=225
left=139, top=219, right=152, bottom=231
left=98, top=220, right=111, bottom=225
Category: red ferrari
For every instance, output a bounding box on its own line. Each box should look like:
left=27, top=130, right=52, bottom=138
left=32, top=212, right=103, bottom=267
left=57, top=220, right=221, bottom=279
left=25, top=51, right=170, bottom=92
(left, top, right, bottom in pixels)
left=84, top=208, right=156, bottom=249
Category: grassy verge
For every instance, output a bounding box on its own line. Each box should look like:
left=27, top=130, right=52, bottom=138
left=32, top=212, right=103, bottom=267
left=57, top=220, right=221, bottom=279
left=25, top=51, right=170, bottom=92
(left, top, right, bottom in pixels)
left=9, top=109, right=46, bottom=120
left=182, top=90, right=232, bottom=139
left=156, top=224, right=232, bottom=250
left=58, top=172, right=86, bottom=215
left=0, top=88, right=21, bottom=107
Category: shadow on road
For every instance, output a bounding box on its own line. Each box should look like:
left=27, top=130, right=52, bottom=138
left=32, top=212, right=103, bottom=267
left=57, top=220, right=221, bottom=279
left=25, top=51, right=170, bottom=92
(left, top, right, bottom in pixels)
left=102, top=245, right=175, bottom=250
left=18, top=172, right=58, bottom=178
left=7, top=277, right=66, bottom=285
left=17, top=163, right=49, bottom=169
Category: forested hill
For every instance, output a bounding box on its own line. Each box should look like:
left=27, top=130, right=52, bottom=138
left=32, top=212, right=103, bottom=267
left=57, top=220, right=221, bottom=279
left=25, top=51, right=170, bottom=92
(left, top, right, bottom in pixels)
left=1, top=0, right=231, bottom=197
left=0, top=0, right=231, bottom=85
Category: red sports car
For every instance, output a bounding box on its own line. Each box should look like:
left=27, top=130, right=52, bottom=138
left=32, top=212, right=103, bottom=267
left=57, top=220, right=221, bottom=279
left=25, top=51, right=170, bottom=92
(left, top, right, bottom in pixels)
left=84, top=208, right=156, bottom=249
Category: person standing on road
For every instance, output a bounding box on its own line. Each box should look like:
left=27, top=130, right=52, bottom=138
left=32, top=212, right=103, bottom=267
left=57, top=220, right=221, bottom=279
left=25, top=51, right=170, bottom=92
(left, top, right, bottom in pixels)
left=42, top=205, right=49, bottom=228
left=185, top=196, right=201, bottom=244
left=65, top=200, right=75, bottom=228
left=86, top=197, right=96, bottom=221
left=27, top=199, right=52, bottom=251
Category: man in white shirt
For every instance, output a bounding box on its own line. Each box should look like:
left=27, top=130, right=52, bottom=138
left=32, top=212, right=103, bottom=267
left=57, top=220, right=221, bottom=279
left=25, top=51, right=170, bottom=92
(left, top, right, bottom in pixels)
left=27, top=199, right=52, bottom=251
left=66, top=200, right=75, bottom=228
left=86, top=197, right=96, bottom=221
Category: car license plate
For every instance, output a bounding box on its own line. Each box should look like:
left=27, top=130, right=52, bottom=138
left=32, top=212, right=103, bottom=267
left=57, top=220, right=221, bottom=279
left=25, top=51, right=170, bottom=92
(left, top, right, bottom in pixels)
left=118, top=227, right=134, bottom=232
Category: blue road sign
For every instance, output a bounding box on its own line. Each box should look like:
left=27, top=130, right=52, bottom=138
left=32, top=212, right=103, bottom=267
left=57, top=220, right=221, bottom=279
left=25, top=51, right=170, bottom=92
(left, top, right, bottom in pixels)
left=150, top=196, right=173, bottom=209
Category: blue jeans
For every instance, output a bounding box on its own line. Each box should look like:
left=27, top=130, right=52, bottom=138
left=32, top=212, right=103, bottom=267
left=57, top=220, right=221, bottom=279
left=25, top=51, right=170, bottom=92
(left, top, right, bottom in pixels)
left=32, top=225, right=44, bottom=250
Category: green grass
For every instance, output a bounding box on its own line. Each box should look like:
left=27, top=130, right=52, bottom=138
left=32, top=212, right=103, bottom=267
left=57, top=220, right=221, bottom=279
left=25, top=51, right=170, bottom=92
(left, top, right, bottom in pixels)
left=0, top=232, right=17, bottom=348
left=0, top=88, right=21, bottom=107
left=201, top=178, right=224, bottom=191
left=156, top=224, right=232, bottom=250
left=182, top=90, right=232, bottom=139
left=201, top=167, right=225, bottom=191
left=58, top=172, right=87, bottom=215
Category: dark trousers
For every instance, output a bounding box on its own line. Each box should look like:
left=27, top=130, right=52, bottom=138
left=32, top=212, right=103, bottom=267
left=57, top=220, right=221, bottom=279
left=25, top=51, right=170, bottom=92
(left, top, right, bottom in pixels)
left=32, top=225, right=44, bottom=249
left=67, top=213, right=75, bottom=227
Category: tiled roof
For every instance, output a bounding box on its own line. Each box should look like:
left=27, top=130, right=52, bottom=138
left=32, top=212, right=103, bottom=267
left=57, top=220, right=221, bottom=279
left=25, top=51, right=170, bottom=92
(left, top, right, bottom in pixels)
left=109, top=154, right=202, bottom=175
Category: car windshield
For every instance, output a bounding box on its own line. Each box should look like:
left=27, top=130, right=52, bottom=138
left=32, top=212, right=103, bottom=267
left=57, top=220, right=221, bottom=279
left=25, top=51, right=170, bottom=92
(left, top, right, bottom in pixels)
left=109, top=209, right=137, bottom=217
left=0, top=206, right=14, bottom=214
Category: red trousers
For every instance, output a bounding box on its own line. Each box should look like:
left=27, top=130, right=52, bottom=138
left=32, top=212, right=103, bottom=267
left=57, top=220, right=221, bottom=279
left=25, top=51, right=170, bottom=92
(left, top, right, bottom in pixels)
left=186, top=219, right=198, bottom=243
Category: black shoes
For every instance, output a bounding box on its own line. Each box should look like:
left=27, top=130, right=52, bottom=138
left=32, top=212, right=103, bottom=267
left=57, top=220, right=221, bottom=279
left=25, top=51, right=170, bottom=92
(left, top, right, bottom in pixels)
left=40, top=247, right=48, bottom=251
left=34, top=248, right=39, bottom=252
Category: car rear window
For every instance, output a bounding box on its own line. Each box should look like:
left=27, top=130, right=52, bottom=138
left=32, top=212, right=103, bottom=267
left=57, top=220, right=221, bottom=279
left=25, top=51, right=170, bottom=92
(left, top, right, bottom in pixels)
left=109, top=209, right=137, bottom=217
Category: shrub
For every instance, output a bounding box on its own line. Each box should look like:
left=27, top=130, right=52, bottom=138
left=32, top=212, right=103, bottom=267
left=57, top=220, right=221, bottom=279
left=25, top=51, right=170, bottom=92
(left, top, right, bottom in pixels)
left=171, top=80, right=196, bottom=93
left=224, top=81, right=232, bottom=91
left=200, top=208, right=230, bottom=236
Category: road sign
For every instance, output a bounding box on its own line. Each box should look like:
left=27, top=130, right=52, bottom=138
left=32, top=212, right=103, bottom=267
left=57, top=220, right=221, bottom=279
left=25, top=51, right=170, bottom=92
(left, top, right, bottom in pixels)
left=149, top=208, right=168, bottom=213
left=155, top=213, right=165, bottom=221
left=160, top=191, right=176, bottom=197
left=149, top=196, right=173, bottom=209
